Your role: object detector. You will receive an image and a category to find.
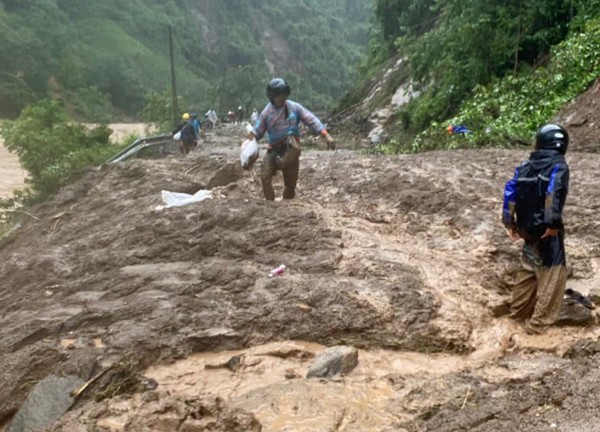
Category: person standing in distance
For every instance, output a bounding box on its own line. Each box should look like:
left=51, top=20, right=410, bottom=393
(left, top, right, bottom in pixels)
left=250, top=108, right=258, bottom=125
left=502, top=124, right=570, bottom=335
left=247, top=78, right=334, bottom=200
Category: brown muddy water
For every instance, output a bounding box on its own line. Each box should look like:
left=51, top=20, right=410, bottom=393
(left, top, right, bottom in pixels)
left=135, top=327, right=582, bottom=432
left=0, top=140, right=26, bottom=199
left=3, top=127, right=600, bottom=431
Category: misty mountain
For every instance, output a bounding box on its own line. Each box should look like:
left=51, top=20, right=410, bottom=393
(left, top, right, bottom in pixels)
left=0, top=0, right=372, bottom=120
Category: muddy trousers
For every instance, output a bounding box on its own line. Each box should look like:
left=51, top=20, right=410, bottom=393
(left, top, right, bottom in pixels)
left=179, top=140, right=194, bottom=155
left=261, top=145, right=301, bottom=201
left=510, top=261, right=567, bottom=328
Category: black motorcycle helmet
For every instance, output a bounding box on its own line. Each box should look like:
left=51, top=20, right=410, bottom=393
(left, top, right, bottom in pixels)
left=535, top=123, right=569, bottom=154
left=266, top=78, right=291, bottom=103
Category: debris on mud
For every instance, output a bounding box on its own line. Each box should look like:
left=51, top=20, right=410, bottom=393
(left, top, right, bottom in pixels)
left=1, top=124, right=600, bottom=431
left=48, top=394, right=262, bottom=432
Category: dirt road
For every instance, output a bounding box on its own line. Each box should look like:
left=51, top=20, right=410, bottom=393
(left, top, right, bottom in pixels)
left=1, top=124, right=600, bottom=431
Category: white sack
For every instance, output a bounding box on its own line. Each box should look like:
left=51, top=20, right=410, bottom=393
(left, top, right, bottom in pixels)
left=240, top=138, right=259, bottom=169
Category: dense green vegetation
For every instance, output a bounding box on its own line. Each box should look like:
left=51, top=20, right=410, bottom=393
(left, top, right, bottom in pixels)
left=1, top=99, right=123, bottom=204
left=350, top=0, right=600, bottom=152
left=0, top=0, right=371, bottom=122
left=410, top=16, right=600, bottom=152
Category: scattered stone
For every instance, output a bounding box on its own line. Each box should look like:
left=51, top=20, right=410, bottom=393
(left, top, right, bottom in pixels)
left=205, top=354, right=245, bottom=372
left=226, top=355, right=244, bottom=372
left=141, top=391, right=160, bottom=403
left=8, top=375, right=84, bottom=432
left=59, top=339, right=78, bottom=349
left=285, top=369, right=302, bottom=379
left=140, top=377, right=158, bottom=391
left=565, top=288, right=595, bottom=309
left=588, top=286, right=600, bottom=305
left=557, top=302, right=594, bottom=327
left=189, top=327, right=241, bottom=339
left=306, top=346, right=358, bottom=379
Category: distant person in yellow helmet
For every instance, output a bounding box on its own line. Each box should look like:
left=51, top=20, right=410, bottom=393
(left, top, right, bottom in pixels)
left=172, top=112, right=195, bottom=155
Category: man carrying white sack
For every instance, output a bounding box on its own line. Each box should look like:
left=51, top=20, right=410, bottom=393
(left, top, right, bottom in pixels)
left=247, top=78, right=334, bottom=201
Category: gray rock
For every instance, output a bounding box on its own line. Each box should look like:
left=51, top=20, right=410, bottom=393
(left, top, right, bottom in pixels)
left=8, top=375, right=84, bottom=432
left=306, top=346, right=358, bottom=379
left=557, top=302, right=594, bottom=327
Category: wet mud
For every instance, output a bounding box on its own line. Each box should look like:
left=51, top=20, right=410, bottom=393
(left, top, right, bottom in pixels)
left=1, top=124, right=600, bottom=431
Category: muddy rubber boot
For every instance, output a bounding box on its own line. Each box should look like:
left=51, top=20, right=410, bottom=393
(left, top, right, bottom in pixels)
left=282, top=159, right=299, bottom=199
left=282, top=184, right=295, bottom=199
left=261, top=152, right=277, bottom=201
left=523, top=320, right=547, bottom=335
left=281, top=146, right=300, bottom=199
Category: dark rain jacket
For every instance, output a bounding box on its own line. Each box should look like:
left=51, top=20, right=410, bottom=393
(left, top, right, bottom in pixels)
left=172, top=121, right=196, bottom=144
left=502, top=149, right=569, bottom=267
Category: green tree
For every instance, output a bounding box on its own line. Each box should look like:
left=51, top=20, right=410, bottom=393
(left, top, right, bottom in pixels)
left=141, top=89, right=177, bottom=132
left=1, top=99, right=119, bottom=200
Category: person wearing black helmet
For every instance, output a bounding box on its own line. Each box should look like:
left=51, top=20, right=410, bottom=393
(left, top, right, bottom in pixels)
left=502, top=123, right=571, bottom=335
left=247, top=77, right=334, bottom=200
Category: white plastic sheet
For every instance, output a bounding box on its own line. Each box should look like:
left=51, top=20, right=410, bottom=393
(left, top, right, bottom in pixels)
left=155, top=189, right=212, bottom=210
left=173, top=131, right=181, bottom=141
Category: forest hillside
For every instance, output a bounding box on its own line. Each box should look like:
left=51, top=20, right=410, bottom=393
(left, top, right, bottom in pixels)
left=336, top=0, right=600, bottom=153
left=0, top=0, right=371, bottom=121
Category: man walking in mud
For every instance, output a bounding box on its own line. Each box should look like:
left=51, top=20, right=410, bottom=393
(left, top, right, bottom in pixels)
left=502, top=124, right=570, bottom=335
left=172, top=112, right=197, bottom=155
left=247, top=78, right=334, bottom=200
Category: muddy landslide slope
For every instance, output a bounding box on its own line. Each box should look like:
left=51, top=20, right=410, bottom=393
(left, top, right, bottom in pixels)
left=2, top=131, right=600, bottom=431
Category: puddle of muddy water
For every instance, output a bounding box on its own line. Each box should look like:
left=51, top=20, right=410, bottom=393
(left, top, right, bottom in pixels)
left=138, top=322, right=591, bottom=432
left=141, top=341, right=480, bottom=431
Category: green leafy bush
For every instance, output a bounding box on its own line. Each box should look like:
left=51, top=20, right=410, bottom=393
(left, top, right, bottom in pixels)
left=140, top=89, right=176, bottom=133
left=0, top=99, right=122, bottom=202
left=383, top=17, right=600, bottom=153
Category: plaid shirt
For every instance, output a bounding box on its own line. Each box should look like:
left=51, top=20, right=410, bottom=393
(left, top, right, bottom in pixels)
left=252, top=100, right=325, bottom=145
